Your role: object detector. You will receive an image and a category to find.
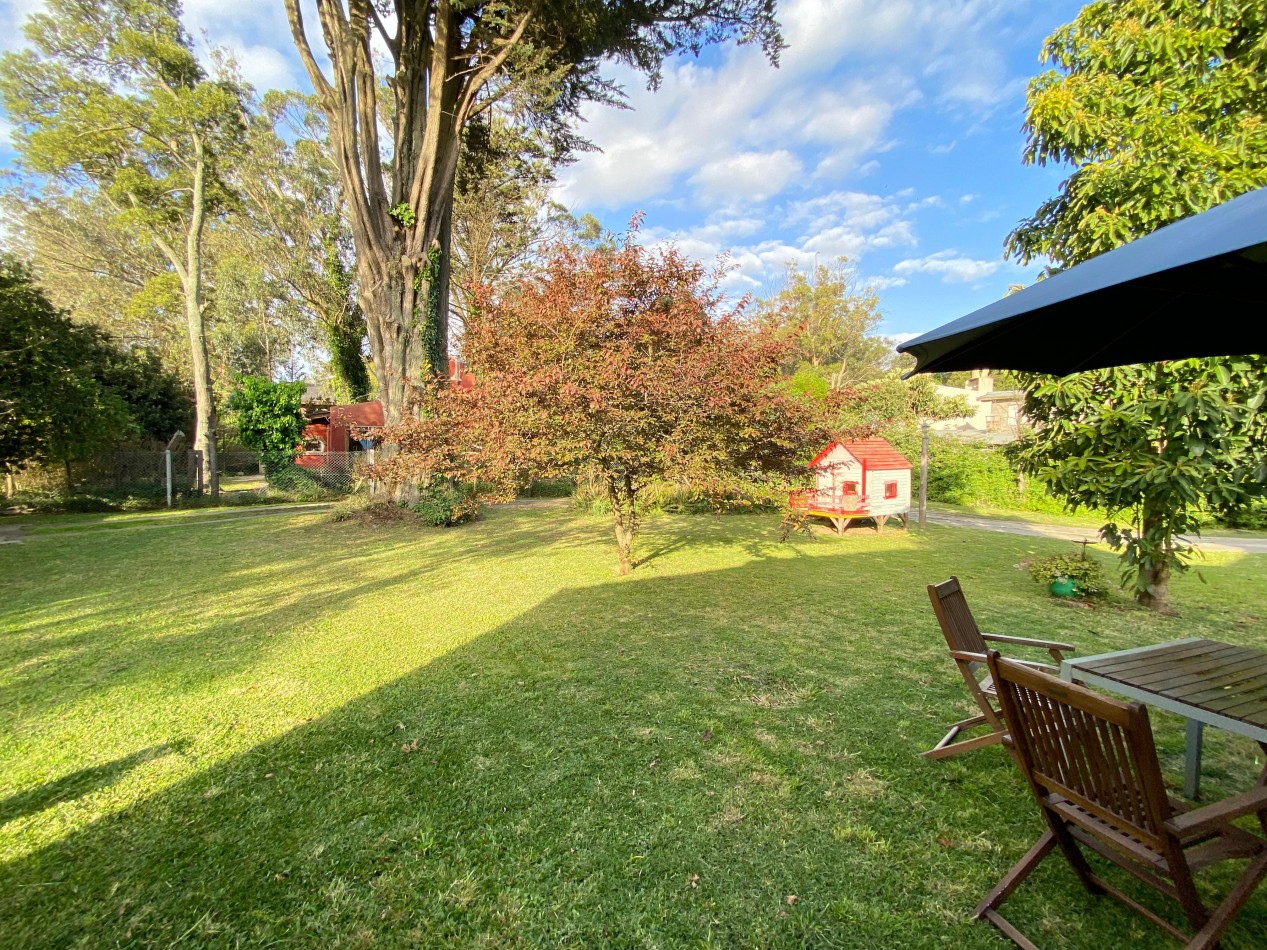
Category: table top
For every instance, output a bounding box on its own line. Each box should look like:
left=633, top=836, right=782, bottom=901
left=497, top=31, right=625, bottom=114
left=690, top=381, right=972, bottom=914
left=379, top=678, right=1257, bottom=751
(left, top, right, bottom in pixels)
left=1062, top=637, right=1267, bottom=743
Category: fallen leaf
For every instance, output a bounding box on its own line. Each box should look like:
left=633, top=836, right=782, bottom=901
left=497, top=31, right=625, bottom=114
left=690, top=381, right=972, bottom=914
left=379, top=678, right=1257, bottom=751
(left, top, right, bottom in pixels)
left=937, top=837, right=953, bottom=848
left=702, top=729, right=712, bottom=742
left=785, top=895, right=798, bottom=905
left=688, top=874, right=700, bottom=889
left=264, top=773, right=274, bottom=779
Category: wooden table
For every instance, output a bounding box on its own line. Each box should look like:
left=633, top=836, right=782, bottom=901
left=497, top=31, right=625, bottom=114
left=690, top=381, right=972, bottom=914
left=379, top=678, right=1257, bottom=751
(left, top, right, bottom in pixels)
left=1061, top=637, right=1267, bottom=799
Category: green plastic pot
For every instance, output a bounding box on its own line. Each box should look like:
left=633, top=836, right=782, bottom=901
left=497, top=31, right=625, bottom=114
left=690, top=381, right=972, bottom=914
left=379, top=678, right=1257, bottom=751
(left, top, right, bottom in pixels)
left=1049, top=576, right=1078, bottom=598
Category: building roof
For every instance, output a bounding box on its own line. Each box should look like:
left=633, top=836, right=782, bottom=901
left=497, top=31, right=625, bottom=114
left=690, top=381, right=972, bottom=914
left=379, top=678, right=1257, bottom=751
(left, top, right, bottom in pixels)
left=329, top=400, right=385, bottom=427
left=810, top=438, right=914, bottom=471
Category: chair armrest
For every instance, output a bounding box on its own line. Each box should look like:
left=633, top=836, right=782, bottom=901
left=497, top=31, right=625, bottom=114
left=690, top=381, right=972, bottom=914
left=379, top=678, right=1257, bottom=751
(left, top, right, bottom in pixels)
left=981, top=632, right=1076, bottom=663
left=948, top=650, right=1055, bottom=674
left=1165, top=786, right=1267, bottom=840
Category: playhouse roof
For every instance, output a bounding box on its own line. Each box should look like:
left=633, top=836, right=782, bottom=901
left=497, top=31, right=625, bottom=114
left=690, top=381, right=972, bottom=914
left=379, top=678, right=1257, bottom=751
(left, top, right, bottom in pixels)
left=810, top=438, right=913, bottom=471
left=329, top=400, right=385, bottom=428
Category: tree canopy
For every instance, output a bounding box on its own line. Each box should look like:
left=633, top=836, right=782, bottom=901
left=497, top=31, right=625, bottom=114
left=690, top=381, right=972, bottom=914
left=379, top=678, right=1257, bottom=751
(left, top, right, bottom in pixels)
left=0, top=0, right=247, bottom=498
left=1006, top=0, right=1267, bottom=612
left=753, top=259, right=893, bottom=387
left=284, top=0, right=785, bottom=427
left=1007, top=0, right=1267, bottom=269
left=374, top=227, right=822, bottom=574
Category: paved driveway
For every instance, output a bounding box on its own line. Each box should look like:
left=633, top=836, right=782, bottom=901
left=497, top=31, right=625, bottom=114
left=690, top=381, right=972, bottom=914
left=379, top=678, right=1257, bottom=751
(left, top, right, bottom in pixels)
left=925, top=510, right=1267, bottom=554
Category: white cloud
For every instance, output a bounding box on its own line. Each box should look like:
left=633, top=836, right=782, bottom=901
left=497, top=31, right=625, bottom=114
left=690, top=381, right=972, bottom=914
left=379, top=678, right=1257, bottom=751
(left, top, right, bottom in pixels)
left=893, top=250, right=1002, bottom=283
left=689, top=150, right=803, bottom=206
left=868, top=276, right=910, bottom=291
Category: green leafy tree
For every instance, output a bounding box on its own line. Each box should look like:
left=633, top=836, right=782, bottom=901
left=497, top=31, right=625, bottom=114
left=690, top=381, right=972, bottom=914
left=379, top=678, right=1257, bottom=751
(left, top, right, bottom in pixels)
left=0, top=257, right=136, bottom=491
left=1007, top=0, right=1267, bottom=270
left=832, top=374, right=971, bottom=436
left=0, top=0, right=247, bottom=499
left=1006, top=0, right=1267, bottom=612
left=284, top=0, right=784, bottom=427
left=753, top=259, right=893, bottom=386
left=226, top=377, right=307, bottom=476
left=1015, top=361, right=1267, bottom=613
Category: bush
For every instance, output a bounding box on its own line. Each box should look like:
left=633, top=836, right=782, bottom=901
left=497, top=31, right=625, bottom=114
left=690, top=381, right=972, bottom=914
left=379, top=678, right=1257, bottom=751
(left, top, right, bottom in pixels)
left=520, top=478, right=576, bottom=499
left=411, top=480, right=479, bottom=527
left=886, top=425, right=1067, bottom=513
left=1027, top=552, right=1107, bottom=597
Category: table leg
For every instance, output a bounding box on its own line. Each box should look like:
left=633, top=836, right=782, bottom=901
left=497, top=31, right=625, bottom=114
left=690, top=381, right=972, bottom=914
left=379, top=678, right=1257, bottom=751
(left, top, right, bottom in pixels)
left=1184, top=719, right=1205, bottom=800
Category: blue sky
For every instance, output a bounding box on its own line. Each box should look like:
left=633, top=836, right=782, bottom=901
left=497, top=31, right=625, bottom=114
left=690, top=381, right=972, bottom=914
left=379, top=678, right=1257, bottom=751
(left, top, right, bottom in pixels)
left=0, top=0, right=1089, bottom=342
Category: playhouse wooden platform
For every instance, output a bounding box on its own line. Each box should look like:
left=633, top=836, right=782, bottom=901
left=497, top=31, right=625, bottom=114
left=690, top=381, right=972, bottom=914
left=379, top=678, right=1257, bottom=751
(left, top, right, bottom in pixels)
left=788, top=490, right=908, bottom=533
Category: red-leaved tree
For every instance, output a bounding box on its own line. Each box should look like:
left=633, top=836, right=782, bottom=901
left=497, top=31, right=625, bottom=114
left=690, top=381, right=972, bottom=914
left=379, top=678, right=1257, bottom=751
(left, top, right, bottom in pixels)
left=373, top=228, right=826, bottom=574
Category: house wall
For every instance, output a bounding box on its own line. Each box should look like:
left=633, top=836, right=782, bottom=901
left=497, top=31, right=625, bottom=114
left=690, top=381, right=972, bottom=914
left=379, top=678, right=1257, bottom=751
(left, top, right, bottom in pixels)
left=866, top=469, right=912, bottom=516
left=813, top=445, right=863, bottom=497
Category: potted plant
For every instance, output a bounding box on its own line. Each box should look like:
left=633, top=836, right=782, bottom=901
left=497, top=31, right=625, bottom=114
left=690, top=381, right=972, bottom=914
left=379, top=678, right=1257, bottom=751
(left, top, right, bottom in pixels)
left=1027, top=551, right=1106, bottom=599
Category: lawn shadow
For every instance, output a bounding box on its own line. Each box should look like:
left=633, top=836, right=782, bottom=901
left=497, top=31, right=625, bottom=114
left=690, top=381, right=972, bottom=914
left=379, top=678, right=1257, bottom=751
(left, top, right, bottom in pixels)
left=4, top=549, right=1265, bottom=949
left=0, top=743, right=186, bottom=826
left=0, top=506, right=612, bottom=724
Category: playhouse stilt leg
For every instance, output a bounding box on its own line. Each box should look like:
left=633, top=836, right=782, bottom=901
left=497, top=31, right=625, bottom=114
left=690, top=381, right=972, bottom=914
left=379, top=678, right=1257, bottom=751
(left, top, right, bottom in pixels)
left=875, top=515, right=887, bottom=533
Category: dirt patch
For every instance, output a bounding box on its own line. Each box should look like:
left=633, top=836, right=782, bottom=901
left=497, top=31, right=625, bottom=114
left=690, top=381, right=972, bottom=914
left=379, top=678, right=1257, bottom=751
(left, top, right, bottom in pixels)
left=328, top=501, right=420, bottom=526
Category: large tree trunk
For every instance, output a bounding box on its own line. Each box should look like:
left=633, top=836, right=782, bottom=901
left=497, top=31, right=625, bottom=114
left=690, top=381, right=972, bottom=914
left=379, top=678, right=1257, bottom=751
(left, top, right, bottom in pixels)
left=185, top=137, right=218, bottom=500
left=1136, top=503, right=1174, bottom=614
left=285, top=0, right=502, bottom=428
left=608, top=475, right=638, bottom=575
left=184, top=286, right=218, bottom=502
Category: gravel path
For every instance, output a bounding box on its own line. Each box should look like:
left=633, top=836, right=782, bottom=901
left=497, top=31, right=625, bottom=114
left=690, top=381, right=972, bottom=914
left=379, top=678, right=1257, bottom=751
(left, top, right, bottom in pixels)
left=925, top=509, right=1267, bottom=554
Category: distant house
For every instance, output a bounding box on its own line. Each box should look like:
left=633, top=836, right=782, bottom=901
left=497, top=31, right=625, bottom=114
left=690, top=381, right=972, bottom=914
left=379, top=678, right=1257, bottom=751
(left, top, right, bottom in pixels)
left=932, top=370, right=1027, bottom=444
left=297, top=357, right=473, bottom=468
left=789, top=438, right=913, bottom=532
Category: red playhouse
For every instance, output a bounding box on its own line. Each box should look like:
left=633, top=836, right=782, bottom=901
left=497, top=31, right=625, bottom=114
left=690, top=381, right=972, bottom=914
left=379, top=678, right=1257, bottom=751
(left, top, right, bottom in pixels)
left=297, top=357, right=474, bottom=469
left=788, top=438, right=913, bottom=533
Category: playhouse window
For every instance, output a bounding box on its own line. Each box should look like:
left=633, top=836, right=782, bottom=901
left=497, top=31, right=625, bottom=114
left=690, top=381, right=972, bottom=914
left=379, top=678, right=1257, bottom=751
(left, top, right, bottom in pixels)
left=842, top=481, right=859, bottom=495
left=884, top=480, right=898, bottom=499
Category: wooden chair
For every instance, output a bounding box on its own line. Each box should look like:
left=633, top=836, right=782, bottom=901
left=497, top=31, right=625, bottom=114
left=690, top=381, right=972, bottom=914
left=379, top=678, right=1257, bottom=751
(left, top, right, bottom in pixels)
left=977, top=650, right=1267, bottom=950
left=923, top=577, right=1074, bottom=760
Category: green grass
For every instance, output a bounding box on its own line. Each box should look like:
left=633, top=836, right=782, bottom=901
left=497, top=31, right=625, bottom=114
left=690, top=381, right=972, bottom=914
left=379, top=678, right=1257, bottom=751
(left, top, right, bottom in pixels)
left=2, top=505, right=1266, bottom=948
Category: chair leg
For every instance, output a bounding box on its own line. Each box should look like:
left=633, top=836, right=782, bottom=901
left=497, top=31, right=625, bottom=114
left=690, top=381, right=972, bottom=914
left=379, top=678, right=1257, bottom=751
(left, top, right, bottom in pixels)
left=1186, top=849, right=1267, bottom=950
left=923, top=714, right=1005, bottom=760
left=974, top=829, right=1056, bottom=945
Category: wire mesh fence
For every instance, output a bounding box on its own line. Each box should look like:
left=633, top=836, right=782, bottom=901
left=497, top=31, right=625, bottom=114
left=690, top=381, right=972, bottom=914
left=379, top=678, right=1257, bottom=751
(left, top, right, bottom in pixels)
left=6, top=449, right=366, bottom=512
left=264, top=452, right=367, bottom=497
left=73, top=450, right=204, bottom=502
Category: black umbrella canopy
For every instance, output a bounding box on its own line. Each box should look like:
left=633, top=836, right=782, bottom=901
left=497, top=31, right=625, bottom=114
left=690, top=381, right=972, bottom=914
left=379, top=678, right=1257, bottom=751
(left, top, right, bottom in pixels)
left=897, top=186, right=1267, bottom=377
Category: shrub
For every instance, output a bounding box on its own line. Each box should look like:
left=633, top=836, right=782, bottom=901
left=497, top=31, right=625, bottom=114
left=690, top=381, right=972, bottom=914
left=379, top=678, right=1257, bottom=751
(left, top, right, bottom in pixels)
left=1027, top=552, right=1107, bottom=597
left=411, top=480, right=479, bottom=527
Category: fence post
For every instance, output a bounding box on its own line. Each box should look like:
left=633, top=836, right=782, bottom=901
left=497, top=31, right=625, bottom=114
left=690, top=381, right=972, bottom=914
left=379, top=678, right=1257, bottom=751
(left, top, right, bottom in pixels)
left=165, top=450, right=173, bottom=508
left=918, top=422, right=930, bottom=530
left=195, top=450, right=204, bottom=494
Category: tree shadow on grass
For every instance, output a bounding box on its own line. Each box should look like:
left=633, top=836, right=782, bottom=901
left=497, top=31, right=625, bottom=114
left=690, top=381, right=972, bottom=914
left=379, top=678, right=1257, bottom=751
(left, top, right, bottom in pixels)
left=0, top=743, right=186, bottom=826
left=3, top=552, right=1265, bottom=949
left=0, top=508, right=613, bottom=725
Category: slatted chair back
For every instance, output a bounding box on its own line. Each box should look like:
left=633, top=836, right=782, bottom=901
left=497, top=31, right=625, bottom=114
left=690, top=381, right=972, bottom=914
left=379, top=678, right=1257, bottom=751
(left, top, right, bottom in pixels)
left=990, top=655, right=1173, bottom=852
left=927, top=576, right=988, bottom=659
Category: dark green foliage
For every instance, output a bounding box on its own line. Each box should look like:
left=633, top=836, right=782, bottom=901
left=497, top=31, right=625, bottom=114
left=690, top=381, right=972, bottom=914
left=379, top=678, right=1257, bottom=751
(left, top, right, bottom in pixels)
left=226, top=377, right=306, bottom=476
left=93, top=345, right=192, bottom=442
left=1008, top=0, right=1267, bottom=271
left=412, top=480, right=479, bottom=527
left=1027, top=552, right=1108, bottom=598
left=1015, top=360, right=1267, bottom=610
left=0, top=256, right=179, bottom=475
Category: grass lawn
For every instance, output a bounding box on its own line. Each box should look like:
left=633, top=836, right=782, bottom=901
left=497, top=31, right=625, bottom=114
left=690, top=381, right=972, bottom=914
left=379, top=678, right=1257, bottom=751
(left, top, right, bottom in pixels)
left=2, top=502, right=1266, bottom=948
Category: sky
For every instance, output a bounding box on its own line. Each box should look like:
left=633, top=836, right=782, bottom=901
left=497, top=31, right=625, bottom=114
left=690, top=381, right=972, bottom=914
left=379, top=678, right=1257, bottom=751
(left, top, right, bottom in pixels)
left=0, top=0, right=1089, bottom=343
